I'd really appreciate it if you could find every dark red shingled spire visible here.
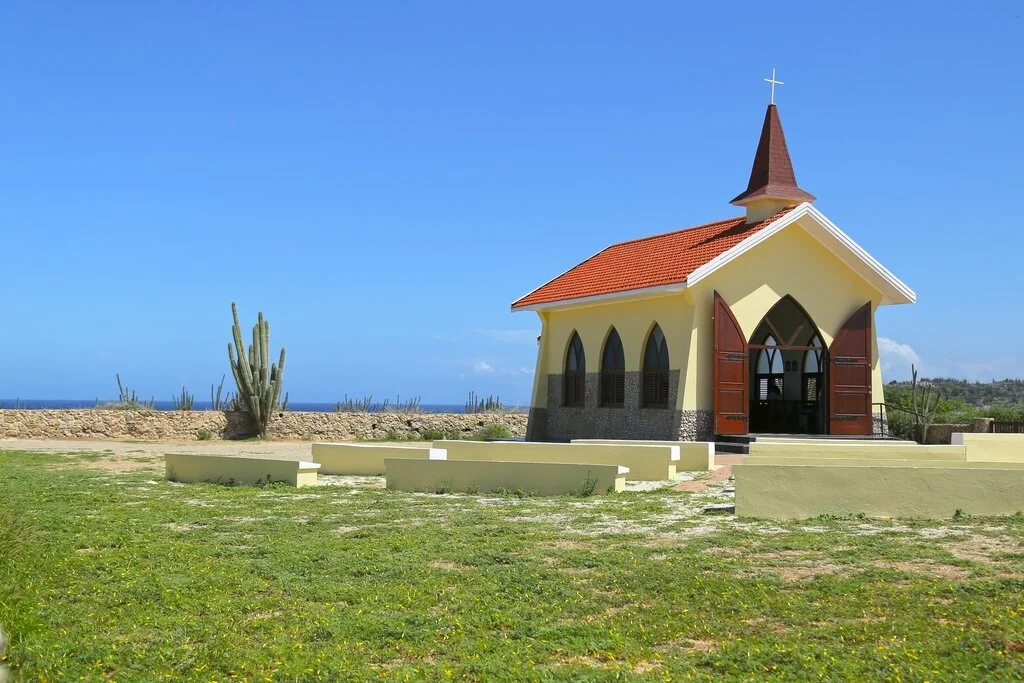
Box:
[730,104,815,206]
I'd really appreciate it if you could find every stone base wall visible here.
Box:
[680,410,714,441]
[0,409,528,442]
[528,371,711,442]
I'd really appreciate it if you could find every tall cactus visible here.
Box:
[228,302,287,437]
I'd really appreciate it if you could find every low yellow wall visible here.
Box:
[571,439,714,471]
[311,442,444,475]
[734,462,1024,519]
[747,442,966,461]
[754,437,916,446]
[165,453,320,488]
[384,458,626,495]
[432,440,678,481]
[953,433,1024,463]
[736,456,1024,469]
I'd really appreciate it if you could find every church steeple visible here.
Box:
[731,104,815,222]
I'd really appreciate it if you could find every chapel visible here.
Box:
[512,96,915,442]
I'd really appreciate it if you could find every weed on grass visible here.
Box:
[1,448,1023,680]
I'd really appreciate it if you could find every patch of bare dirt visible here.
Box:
[771,562,843,581]
[46,453,163,473]
[743,616,789,634]
[429,560,469,571]
[944,536,1024,565]
[541,539,599,551]
[873,559,972,581]
[633,660,662,673]
[660,637,717,653]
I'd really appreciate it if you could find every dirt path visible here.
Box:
[673,455,743,493]
[1,438,318,460]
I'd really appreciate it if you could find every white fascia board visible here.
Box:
[510,243,613,313]
[686,203,916,306]
[511,282,687,313]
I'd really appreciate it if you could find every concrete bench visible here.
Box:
[734,460,1024,520]
[165,453,320,488]
[431,440,678,481]
[311,442,445,475]
[571,439,714,471]
[384,457,627,495]
[953,433,1024,463]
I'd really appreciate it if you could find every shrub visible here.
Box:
[196,428,213,441]
[421,427,461,441]
[474,423,513,440]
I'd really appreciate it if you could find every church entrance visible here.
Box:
[747,296,826,434]
[713,291,875,437]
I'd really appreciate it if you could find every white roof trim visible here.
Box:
[512,203,916,313]
[686,203,916,305]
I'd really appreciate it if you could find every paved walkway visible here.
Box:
[673,454,744,492]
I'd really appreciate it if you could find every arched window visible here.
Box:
[642,325,670,408]
[757,335,784,400]
[600,328,625,407]
[803,335,824,402]
[563,332,586,407]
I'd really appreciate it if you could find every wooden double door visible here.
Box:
[713,292,873,437]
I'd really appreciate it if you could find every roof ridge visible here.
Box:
[608,215,746,249]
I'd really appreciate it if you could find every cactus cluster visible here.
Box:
[228,302,287,437]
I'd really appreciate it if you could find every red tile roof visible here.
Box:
[511,208,793,309]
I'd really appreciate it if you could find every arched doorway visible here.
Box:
[747,296,826,434]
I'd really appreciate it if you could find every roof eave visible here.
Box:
[730,186,817,206]
[511,282,689,313]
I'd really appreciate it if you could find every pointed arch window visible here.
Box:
[600,328,625,407]
[642,325,670,408]
[757,335,784,400]
[563,332,586,407]
[803,335,824,402]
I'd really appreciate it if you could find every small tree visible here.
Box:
[910,364,941,444]
[227,302,287,437]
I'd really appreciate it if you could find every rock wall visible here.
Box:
[0,409,528,441]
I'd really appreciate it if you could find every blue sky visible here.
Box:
[2,1,1022,404]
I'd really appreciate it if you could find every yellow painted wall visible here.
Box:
[953,433,1024,463]
[310,442,443,475]
[432,440,678,481]
[164,453,320,488]
[686,217,887,411]
[570,439,714,471]
[734,462,1024,519]
[736,456,1024,469]
[747,442,966,461]
[384,458,626,495]
[536,292,694,410]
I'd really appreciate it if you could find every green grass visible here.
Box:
[2,449,1024,680]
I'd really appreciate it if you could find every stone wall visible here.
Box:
[529,371,712,442]
[0,409,528,442]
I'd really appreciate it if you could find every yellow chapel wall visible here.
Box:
[534,292,695,411]
[685,217,887,412]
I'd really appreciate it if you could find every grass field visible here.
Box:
[2,448,1024,681]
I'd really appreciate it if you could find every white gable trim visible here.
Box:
[512,203,915,313]
[686,203,916,305]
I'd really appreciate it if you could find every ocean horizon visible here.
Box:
[0,399,498,414]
